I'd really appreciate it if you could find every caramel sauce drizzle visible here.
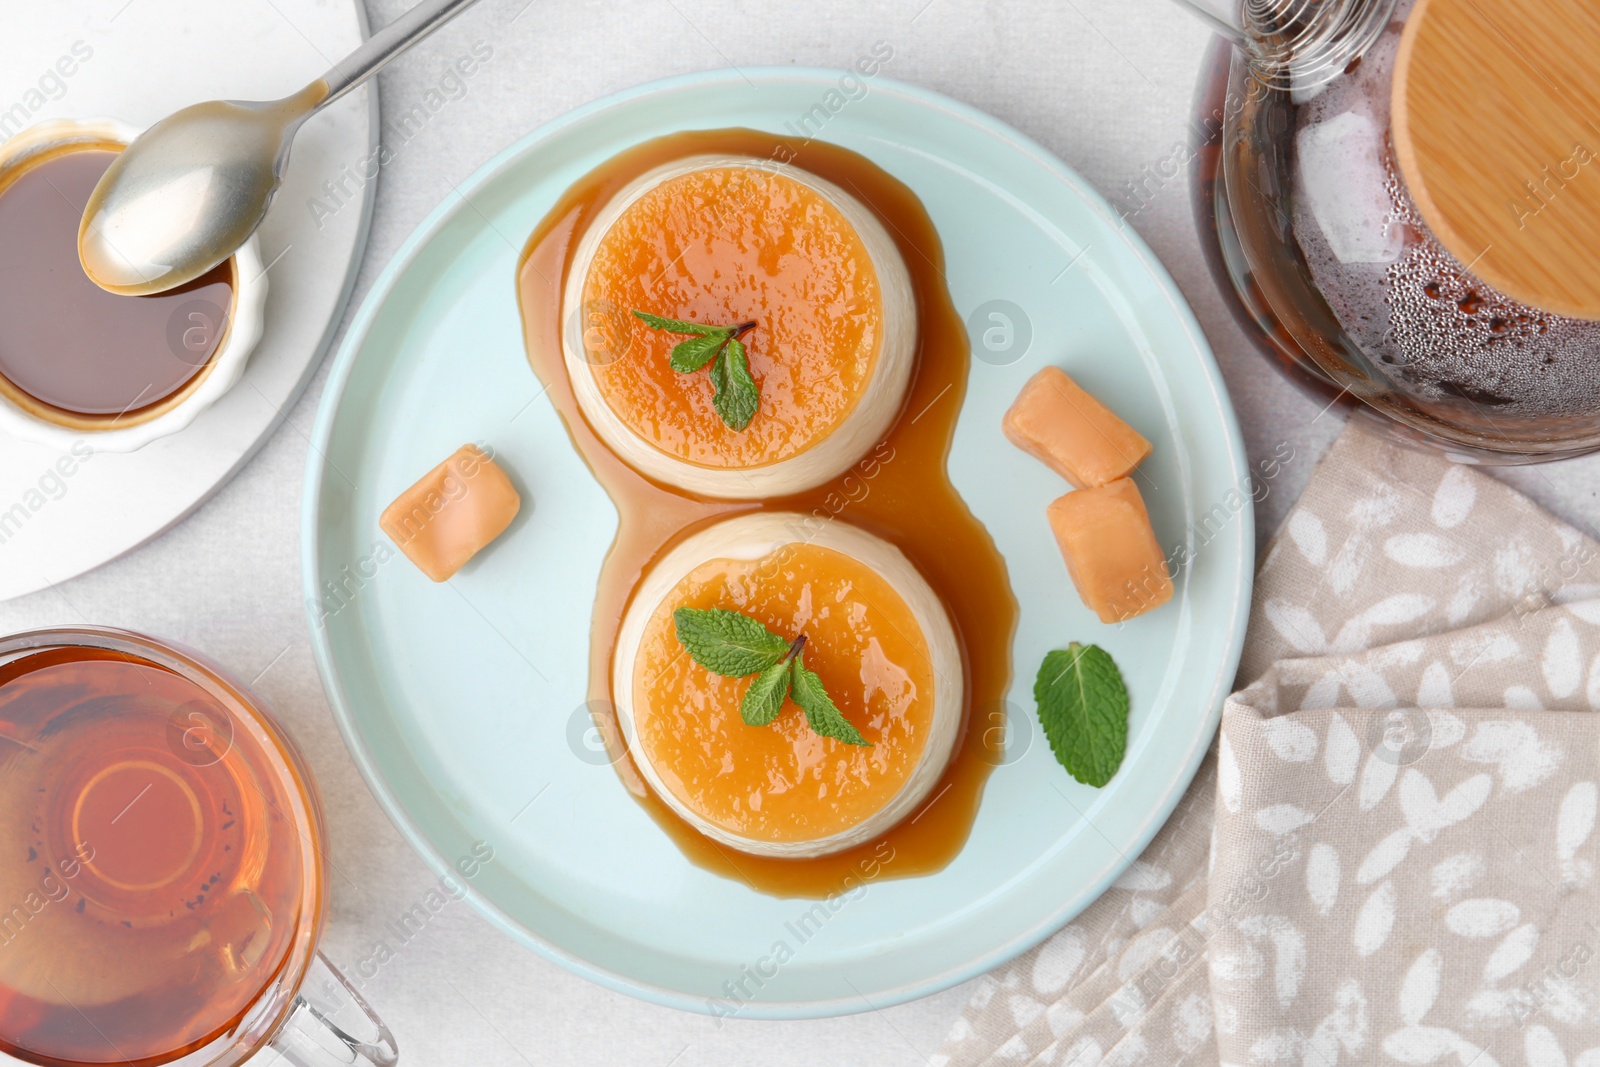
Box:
[517,129,1017,897]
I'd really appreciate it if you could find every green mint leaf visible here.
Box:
[711,336,759,431]
[669,333,726,373]
[632,309,727,336]
[740,660,793,727]
[672,607,789,677]
[790,652,871,746]
[1034,643,1128,787]
[708,345,731,415]
[633,309,762,430]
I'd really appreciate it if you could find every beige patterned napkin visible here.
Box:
[936,423,1600,1067]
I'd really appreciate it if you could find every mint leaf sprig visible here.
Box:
[632,310,759,431]
[1034,642,1129,787]
[671,606,870,746]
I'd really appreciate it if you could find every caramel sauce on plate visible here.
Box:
[0,146,234,427]
[517,130,1017,897]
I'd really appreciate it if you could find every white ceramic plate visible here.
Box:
[304,68,1253,1017]
[0,0,374,601]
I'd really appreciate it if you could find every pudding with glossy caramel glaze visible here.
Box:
[563,155,916,499]
[611,513,961,857]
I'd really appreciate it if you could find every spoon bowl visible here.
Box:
[78,87,322,296]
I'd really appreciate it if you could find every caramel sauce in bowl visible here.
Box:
[0,120,266,453]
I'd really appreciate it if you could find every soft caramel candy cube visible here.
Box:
[1047,478,1172,623]
[380,444,520,582]
[1003,366,1151,489]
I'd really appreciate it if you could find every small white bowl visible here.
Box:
[0,118,266,454]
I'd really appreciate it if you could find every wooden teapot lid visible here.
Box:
[1392,0,1600,319]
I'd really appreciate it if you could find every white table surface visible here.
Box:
[7,1,1599,1064]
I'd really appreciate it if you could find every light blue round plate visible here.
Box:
[303,68,1252,1017]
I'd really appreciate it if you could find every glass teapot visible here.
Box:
[1188,0,1600,462]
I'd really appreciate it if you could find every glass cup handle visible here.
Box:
[269,952,399,1067]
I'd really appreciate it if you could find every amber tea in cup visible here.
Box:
[0,628,393,1067]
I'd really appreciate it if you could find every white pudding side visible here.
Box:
[561,155,917,500]
[611,512,962,858]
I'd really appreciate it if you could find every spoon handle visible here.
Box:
[318,0,485,106]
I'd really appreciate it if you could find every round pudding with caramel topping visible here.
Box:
[611,513,961,858]
[563,155,916,499]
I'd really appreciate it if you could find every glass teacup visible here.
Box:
[0,627,395,1067]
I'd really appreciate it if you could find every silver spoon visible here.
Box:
[79,0,484,296]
